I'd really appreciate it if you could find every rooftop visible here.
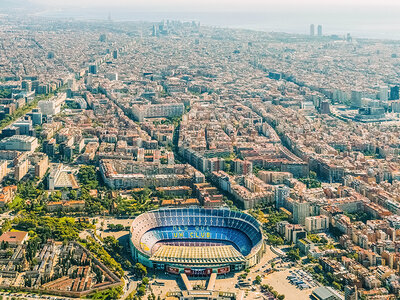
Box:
[0,231,28,244]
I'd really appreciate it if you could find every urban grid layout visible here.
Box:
[0,3,400,300]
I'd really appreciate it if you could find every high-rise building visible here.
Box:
[15,159,28,181]
[45,139,56,157]
[380,86,388,101]
[310,24,315,36]
[152,25,157,37]
[63,145,74,161]
[293,201,310,225]
[0,160,7,182]
[37,84,49,95]
[31,109,42,126]
[34,154,49,179]
[113,50,118,59]
[21,80,32,91]
[351,90,363,108]
[320,100,331,114]
[99,33,107,42]
[275,185,290,209]
[89,65,97,74]
[317,25,322,36]
[390,85,399,100]
[32,80,39,92]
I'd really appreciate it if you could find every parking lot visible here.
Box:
[213,245,279,298]
[263,268,315,300]
[287,269,318,290]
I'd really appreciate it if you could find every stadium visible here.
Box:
[129,208,264,276]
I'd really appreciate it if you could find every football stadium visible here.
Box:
[129,208,265,276]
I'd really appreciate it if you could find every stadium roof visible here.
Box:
[312,286,344,300]
[151,245,245,265]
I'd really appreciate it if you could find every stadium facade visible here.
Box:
[129,208,265,276]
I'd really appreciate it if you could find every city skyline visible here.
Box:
[2,0,399,39]
[0,2,400,300]
[29,0,400,8]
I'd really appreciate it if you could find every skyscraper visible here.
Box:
[99,34,107,42]
[380,86,388,101]
[293,201,310,225]
[310,24,315,36]
[317,25,322,36]
[351,90,363,108]
[275,185,290,209]
[390,85,399,100]
[89,65,97,74]
[320,100,331,114]
[113,50,118,59]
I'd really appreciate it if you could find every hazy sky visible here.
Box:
[32,0,400,10]
[26,0,400,39]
